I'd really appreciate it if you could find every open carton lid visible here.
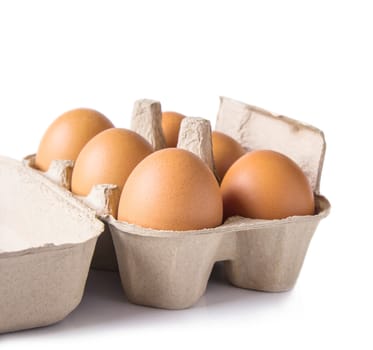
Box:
[216,96,326,194]
[0,156,104,255]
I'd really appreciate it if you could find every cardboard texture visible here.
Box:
[131,99,166,151]
[24,154,74,190]
[77,185,120,271]
[109,195,329,309]
[0,156,103,333]
[14,96,329,312]
[177,117,216,173]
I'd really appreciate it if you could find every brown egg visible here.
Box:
[35,108,114,171]
[212,131,246,180]
[118,148,222,231]
[162,111,185,147]
[221,150,314,220]
[71,128,153,214]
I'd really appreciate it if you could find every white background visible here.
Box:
[0,0,372,349]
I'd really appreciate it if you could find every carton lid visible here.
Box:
[0,156,104,254]
[215,97,326,194]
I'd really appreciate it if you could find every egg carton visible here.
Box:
[0,156,104,333]
[24,97,329,310]
[109,98,330,309]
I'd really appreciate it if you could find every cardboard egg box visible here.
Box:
[25,97,329,310]
[0,156,104,333]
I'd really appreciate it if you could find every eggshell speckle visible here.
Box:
[162,111,185,147]
[212,131,246,180]
[221,150,315,220]
[71,128,153,204]
[118,148,223,231]
[35,108,114,171]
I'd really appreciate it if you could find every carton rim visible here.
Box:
[0,237,97,259]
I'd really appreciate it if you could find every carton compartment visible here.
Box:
[223,196,330,292]
[108,195,329,309]
[0,156,103,333]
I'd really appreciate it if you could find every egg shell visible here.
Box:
[118,148,223,231]
[71,128,153,217]
[212,131,246,180]
[35,108,114,172]
[221,150,315,220]
[162,111,185,147]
